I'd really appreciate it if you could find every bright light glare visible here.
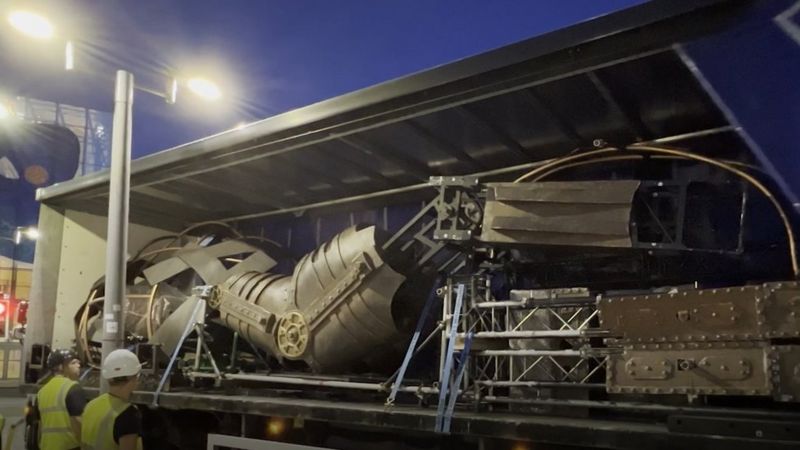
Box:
[8,11,54,40]
[187,78,221,101]
[15,227,39,244]
[23,227,39,240]
[0,104,9,119]
[166,78,178,104]
[265,417,286,438]
[65,41,74,70]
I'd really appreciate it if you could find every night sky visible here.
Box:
[1,0,643,158]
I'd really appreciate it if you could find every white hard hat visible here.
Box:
[101,349,142,379]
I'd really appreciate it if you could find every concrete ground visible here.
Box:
[0,389,28,450]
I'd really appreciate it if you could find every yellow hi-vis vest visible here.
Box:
[80,393,142,450]
[37,375,80,450]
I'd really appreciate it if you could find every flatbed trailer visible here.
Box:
[22,1,800,448]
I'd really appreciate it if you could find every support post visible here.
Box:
[9,228,22,304]
[100,70,134,392]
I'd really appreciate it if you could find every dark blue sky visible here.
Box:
[1,0,643,158]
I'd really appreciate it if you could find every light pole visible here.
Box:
[10,228,21,303]
[5,8,225,390]
[101,70,133,385]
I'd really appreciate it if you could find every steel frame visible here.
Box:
[452,278,607,406]
[156,275,799,444]
[177,275,609,426]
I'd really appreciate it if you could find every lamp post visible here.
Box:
[100,70,133,382]
[5,7,225,391]
[10,230,19,304]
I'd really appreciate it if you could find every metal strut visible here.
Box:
[386,279,441,405]
[152,298,216,407]
[381,178,476,276]
[442,331,473,434]
[435,283,466,433]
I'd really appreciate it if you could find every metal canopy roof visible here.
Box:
[38,0,748,228]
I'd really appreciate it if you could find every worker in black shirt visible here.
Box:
[36,348,87,450]
[81,349,143,450]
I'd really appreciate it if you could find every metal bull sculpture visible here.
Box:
[75,224,408,372]
[73,223,279,365]
[208,225,406,371]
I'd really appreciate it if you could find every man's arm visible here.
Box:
[114,405,142,450]
[118,434,138,450]
[65,386,87,441]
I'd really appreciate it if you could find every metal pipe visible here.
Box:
[190,372,443,395]
[153,299,204,407]
[229,332,239,370]
[474,301,527,309]
[193,299,208,375]
[193,329,204,374]
[463,330,607,339]
[225,373,385,391]
[476,349,585,357]
[474,298,597,309]
[439,280,453,382]
[476,381,605,389]
[639,125,737,145]
[199,327,222,380]
[101,70,134,393]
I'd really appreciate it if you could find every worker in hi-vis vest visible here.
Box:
[36,349,87,450]
[81,349,143,450]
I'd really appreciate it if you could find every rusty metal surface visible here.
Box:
[599,282,800,343]
[607,342,772,396]
[773,345,800,402]
[480,180,639,247]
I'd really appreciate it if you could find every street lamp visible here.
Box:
[6,10,223,101]
[5,8,227,389]
[14,227,39,244]
[187,77,222,101]
[7,10,53,40]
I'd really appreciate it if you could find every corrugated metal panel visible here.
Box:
[480,181,639,247]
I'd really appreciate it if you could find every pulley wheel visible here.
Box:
[276,311,309,358]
